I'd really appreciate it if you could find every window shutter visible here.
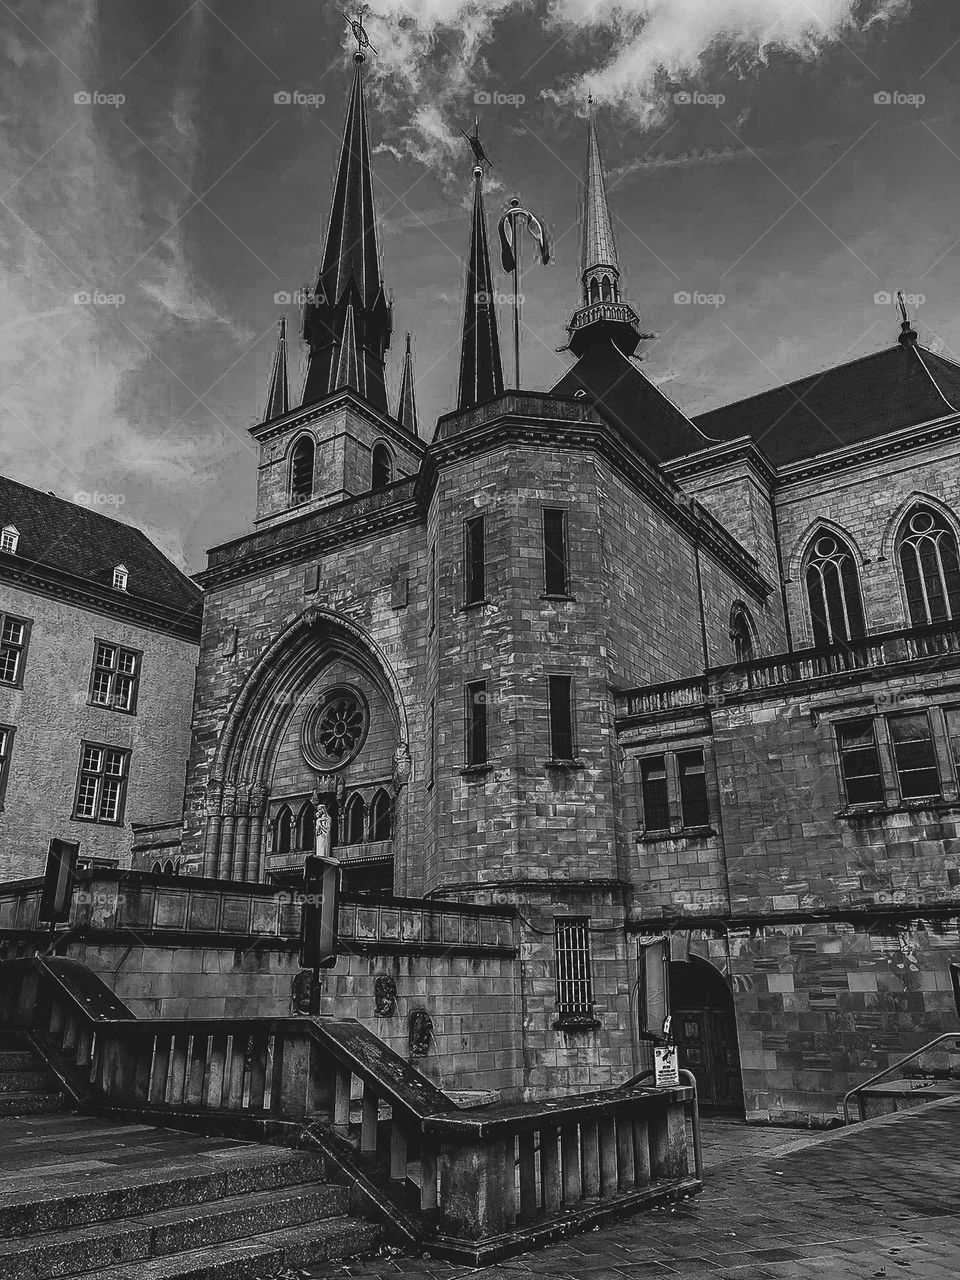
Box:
[638,936,670,1040]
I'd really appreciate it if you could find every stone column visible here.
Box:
[244,784,270,882]
[202,780,224,878]
[219,782,239,881]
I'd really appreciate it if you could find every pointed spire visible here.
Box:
[566,102,648,360]
[458,165,504,410]
[582,97,619,299]
[301,52,392,411]
[335,302,361,391]
[897,289,919,347]
[396,333,419,435]
[263,317,290,421]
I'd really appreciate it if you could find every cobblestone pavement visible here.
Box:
[302,1099,960,1280]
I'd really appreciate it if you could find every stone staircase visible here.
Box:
[0,1113,382,1280]
[858,1074,960,1120]
[0,1032,63,1117]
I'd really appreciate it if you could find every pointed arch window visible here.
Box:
[370,788,392,842]
[729,603,754,663]
[343,793,365,845]
[601,275,612,302]
[296,800,316,852]
[897,505,960,626]
[804,532,865,648]
[589,278,600,304]
[290,437,315,505]
[371,443,393,491]
[274,805,293,855]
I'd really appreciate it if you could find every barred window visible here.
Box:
[0,725,13,807]
[555,918,594,1019]
[898,506,960,626]
[90,641,141,713]
[889,712,941,799]
[290,437,315,504]
[836,719,884,805]
[465,680,488,766]
[640,755,670,830]
[464,515,485,605]
[804,533,865,647]
[548,675,575,760]
[542,508,569,595]
[0,615,28,686]
[678,750,709,827]
[73,743,129,824]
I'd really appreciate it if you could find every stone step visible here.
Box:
[0,1182,350,1280]
[0,1093,62,1118]
[0,1150,328,1239]
[75,1215,382,1280]
[0,1053,38,1073]
[860,1079,960,1120]
[0,1071,59,1095]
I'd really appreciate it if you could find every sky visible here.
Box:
[2,0,960,573]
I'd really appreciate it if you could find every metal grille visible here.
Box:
[555,918,594,1017]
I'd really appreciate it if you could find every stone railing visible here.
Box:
[0,870,517,957]
[2,956,699,1265]
[617,620,960,719]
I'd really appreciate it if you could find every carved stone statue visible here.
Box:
[392,741,412,789]
[374,975,398,1018]
[315,802,333,859]
[408,1008,433,1058]
[291,968,314,1015]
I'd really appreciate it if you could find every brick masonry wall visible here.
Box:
[0,583,197,877]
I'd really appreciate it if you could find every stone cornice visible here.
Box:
[776,412,960,487]
[0,559,201,643]
[662,435,777,488]
[250,387,426,458]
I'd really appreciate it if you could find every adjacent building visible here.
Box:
[0,477,202,877]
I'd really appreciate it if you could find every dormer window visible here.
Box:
[0,527,18,554]
[112,564,128,592]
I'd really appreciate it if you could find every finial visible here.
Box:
[341,6,376,58]
[897,289,919,347]
[461,118,494,170]
[474,164,483,178]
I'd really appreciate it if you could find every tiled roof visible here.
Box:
[693,343,960,466]
[0,475,201,628]
[551,340,712,464]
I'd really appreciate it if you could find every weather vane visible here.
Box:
[340,5,377,56]
[460,117,493,170]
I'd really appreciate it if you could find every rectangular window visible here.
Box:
[428,698,436,787]
[429,544,436,632]
[836,719,884,805]
[0,725,14,808]
[548,675,575,761]
[73,743,130,824]
[465,680,488,766]
[542,508,569,596]
[0,614,29,686]
[464,516,485,605]
[889,712,941,799]
[555,918,594,1019]
[640,755,671,830]
[90,641,141,713]
[678,750,709,827]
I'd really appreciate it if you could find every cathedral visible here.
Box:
[178,50,960,1124]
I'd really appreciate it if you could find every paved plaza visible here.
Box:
[304,1100,960,1280]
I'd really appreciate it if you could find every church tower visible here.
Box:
[248,52,423,527]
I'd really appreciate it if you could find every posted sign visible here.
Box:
[654,1045,681,1088]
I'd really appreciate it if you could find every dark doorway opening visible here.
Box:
[669,957,745,1113]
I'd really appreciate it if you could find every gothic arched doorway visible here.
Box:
[669,958,744,1112]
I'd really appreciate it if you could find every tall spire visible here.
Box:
[301,52,392,411]
[263,316,290,421]
[458,165,504,410]
[567,100,647,360]
[396,333,419,435]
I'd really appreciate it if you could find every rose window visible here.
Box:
[300,685,369,770]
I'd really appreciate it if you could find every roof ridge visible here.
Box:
[912,344,960,414]
[609,342,715,443]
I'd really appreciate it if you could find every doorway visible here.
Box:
[669,957,744,1113]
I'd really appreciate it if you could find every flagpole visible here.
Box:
[509,200,522,390]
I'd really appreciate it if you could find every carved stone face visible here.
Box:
[408,1008,433,1057]
[292,968,314,1015]
[374,974,397,1017]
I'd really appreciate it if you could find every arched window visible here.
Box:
[290,437,315,505]
[274,805,293,855]
[897,505,960,626]
[589,278,600,304]
[295,800,316,851]
[151,860,162,874]
[343,793,365,845]
[601,275,612,302]
[371,443,393,491]
[804,532,865,647]
[370,789,392,842]
[729,603,754,663]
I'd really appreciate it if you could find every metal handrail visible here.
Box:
[618,1067,702,1181]
[842,1033,960,1125]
